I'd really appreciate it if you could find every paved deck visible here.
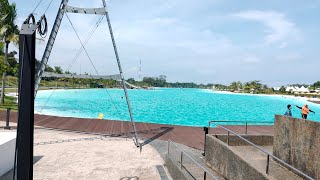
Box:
[309,100,320,104]
[0,111,273,150]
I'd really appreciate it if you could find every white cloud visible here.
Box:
[233,10,301,48]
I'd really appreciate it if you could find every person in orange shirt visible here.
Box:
[295,104,315,119]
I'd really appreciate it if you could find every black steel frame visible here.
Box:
[14,21,37,180]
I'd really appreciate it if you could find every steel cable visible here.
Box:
[37,15,102,114]
[44,0,55,14]
[65,13,123,119]
[65,13,100,76]
[66,15,104,72]
[31,0,44,14]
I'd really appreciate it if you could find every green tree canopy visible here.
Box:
[279,86,286,93]
[229,81,242,91]
[54,66,63,74]
[313,81,320,88]
[0,0,19,44]
[0,0,19,103]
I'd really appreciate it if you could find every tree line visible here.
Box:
[127,76,214,89]
[0,0,19,103]
[218,81,320,94]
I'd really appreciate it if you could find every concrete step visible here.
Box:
[149,139,224,179]
[231,146,302,180]
[166,142,224,180]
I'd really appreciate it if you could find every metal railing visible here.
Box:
[167,140,219,180]
[203,120,274,156]
[207,122,314,180]
[208,120,274,135]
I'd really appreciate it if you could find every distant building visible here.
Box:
[285,86,310,93]
[273,87,281,91]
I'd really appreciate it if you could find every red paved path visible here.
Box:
[0,111,273,150]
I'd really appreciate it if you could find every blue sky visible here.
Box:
[10,0,320,86]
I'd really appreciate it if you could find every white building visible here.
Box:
[285,86,310,93]
[273,87,281,91]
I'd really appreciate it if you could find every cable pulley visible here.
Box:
[23,13,48,38]
[37,15,48,38]
[24,13,36,25]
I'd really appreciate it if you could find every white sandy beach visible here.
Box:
[206,90,320,103]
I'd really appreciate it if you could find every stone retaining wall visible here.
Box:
[205,134,267,180]
[273,115,320,179]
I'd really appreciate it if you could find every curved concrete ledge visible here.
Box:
[0,131,16,176]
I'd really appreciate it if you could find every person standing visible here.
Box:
[284,104,292,117]
[295,104,315,119]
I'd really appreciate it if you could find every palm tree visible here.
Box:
[229,81,243,91]
[0,0,19,104]
[229,81,238,91]
[0,42,6,73]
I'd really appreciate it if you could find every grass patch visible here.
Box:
[3,88,18,93]
[0,96,18,111]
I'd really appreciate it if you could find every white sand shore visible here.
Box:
[208,90,320,104]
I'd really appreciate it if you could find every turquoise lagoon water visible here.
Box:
[35,88,320,127]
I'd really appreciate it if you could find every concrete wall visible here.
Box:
[273,115,320,179]
[215,134,273,146]
[0,132,16,176]
[205,135,267,180]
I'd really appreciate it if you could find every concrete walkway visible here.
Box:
[0,128,166,180]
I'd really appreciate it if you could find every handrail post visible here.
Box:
[266,155,270,175]
[203,126,208,156]
[4,108,11,129]
[180,151,183,169]
[227,131,230,145]
[204,171,207,180]
[245,121,248,135]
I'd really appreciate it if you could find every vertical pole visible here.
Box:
[245,122,248,135]
[102,0,139,146]
[266,155,270,175]
[4,108,11,129]
[16,78,18,96]
[15,22,36,180]
[180,151,183,169]
[227,131,230,145]
[204,171,207,180]
[203,126,208,156]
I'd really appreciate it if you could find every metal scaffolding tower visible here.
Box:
[34,0,140,146]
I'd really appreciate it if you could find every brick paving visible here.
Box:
[0,110,273,150]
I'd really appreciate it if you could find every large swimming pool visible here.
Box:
[35,88,320,126]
